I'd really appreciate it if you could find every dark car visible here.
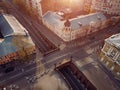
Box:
[4,67,14,73]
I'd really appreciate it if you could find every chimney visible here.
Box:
[78,22,82,27]
[97,15,101,20]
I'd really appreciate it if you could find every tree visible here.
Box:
[12,35,30,62]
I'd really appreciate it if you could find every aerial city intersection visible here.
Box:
[0,0,120,90]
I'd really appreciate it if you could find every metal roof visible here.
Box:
[43,11,106,30]
[0,36,17,57]
[43,11,64,30]
[0,14,13,37]
[70,12,106,30]
[0,14,26,37]
[0,14,35,58]
[105,33,120,49]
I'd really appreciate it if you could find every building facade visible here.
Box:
[90,0,120,15]
[100,33,120,78]
[83,0,92,13]
[41,0,84,15]
[13,0,42,19]
[0,14,36,65]
[13,0,85,18]
[42,11,107,41]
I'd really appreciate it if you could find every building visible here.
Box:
[55,0,84,11]
[42,11,107,41]
[13,0,85,18]
[41,0,84,15]
[83,0,92,13]
[13,0,42,19]
[90,0,120,15]
[0,1,7,14]
[41,0,55,15]
[0,14,36,65]
[100,33,120,79]
[26,0,42,18]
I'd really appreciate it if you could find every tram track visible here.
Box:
[5,0,58,56]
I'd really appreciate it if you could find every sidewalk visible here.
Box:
[74,53,119,90]
[33,71,69,90]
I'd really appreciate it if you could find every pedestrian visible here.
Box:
[21,68,24,72]
[54,63,56,68]
[70,56,73,61]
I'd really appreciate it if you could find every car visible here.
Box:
[4,67,14,73]
[2,87,6,90]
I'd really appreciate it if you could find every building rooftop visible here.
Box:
[0,14,35,58]
[70,12,106,30]
[105,33,120,49]
[43,11,106,30]
[0,14,27,37]
[43,11,64,30]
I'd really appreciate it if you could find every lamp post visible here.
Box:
[70,29,72,41]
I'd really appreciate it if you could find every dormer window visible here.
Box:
[78,22,82,27]
[90,21,95,27]
[97,15,101,20]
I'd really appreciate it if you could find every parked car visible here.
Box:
[4,67,14,73]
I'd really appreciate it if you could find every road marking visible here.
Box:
[45,48,81,64]
[0,73,22,84]
[0,47,95,84]
[0,40,99,84]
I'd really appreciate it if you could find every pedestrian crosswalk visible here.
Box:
[67,39,90,48]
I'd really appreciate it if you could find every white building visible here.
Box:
[91,0,120,15]
[42,11,107,41]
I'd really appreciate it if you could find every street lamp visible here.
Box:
[70,56,73,61]
[70,29,72,41]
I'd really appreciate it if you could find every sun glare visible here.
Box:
[63,0,81,6]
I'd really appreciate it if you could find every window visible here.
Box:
[109,49,117,59]
[105,61,109,66]
[110,66,114,71]
[102,43,110,53]
[117,55,120,62]
[116,72,120,75]
[101,57,104,61]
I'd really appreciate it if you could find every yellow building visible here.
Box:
[100,33,120,79]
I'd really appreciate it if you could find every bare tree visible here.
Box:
[12,35,30,62]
